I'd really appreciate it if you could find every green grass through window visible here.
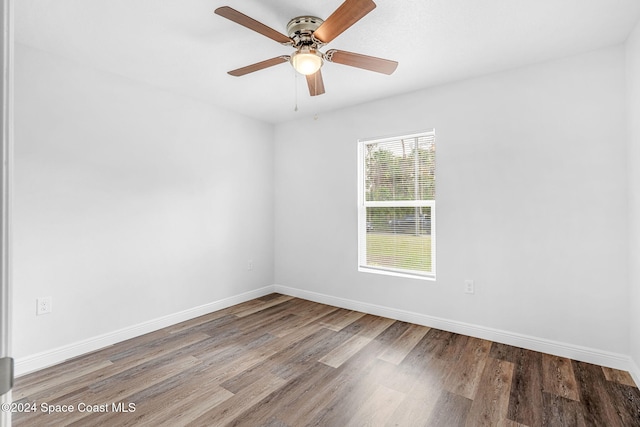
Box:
[366,232,432,272]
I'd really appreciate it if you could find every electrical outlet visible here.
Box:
[36,296,52,315]
[247,260,254,271]
[464,280,475,294]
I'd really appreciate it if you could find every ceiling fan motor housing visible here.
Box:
[287,16,324,47]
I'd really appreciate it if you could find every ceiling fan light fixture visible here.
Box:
[291,47,323,75]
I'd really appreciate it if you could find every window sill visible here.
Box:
[358,266,436,282]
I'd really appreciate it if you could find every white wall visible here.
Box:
[13,45,274,359]
[627,20,640,378]
[275,46,629,357]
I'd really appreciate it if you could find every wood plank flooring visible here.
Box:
[10,294,640,426]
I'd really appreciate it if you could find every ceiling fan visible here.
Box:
[214,0,398,96]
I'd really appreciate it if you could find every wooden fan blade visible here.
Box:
[326,49,397,75]
[306,70,326,96]
[228,56,290,77]
[215,6,291,44]
[313,0,376,44]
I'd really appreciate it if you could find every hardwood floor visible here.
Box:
[10,294,640,426]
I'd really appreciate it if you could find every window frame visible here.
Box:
[357,130,436,281]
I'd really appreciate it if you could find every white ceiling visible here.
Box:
[15,0,640,124]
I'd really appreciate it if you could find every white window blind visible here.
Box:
[358,131,436,279]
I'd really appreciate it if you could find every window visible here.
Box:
[358,130,436,279]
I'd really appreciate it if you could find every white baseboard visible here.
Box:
[274,284,635,373]
[14,286,276,376]
[630,358,640,388]
[16,284,638,380]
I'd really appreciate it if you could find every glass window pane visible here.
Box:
[365,206,433,273]
[364,137,435,202]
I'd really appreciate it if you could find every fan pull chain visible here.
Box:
[294,71,299,112]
